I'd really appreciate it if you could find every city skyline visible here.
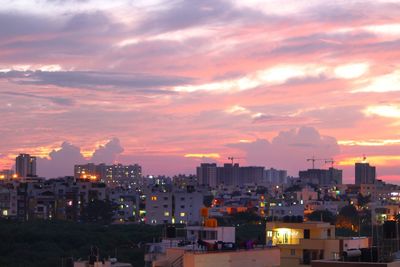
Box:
[1,0,400,183]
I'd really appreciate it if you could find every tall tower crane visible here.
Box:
[306,156,334,169]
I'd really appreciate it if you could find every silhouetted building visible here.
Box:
[299,168,342,185]
[197,163,264,187]
[355,162,376,185]
[264,168,288,184]
[196,163,217,187]
[15,154,36,178]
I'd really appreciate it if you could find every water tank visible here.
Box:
[205,218,217,227]
[344,249,361,257]
[200,207,209,218]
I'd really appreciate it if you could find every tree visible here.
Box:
[357,193,371,208]
[307,210,336,224]
[336,205,359,231]
[81,200,116,224]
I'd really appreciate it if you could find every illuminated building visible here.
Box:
[144,187,204,225]
[0,186,17,218]
[145,224,280,267]
[266,221,370,267]
[109,189,140,223]
[74,163,142,188]
[0,169,14,181]
[15,154,37,178]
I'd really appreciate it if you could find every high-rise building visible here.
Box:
[196,163,217,187]
[197,163,265,187]
[15,154,36,178]
[74,163,142,188]
[264,168,288,185]
[299,168,342,185]
[355,162,376,185]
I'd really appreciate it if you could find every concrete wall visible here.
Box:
[312,260,400,267]
[183,248,280,267]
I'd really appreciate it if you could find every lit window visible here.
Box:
[180,212,185,217]
[164,212,170,216]
[151,196,157,201]
[267,230,273,237]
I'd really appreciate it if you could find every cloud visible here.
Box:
[228,126,340,175]
[37,138,125,177]
[134,0,268,34]
[37,142,86,177]
[91,138,124,164]
[0,91,75,106]
[0,70,192,93]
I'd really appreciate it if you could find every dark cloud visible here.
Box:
[228,126,340,175]
[0,91,75,106]
[62,11,112,32]
[0,12,59,38]
[134,0,270,34]
[0,70,192,93]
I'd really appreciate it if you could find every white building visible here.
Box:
[145,187,204,225]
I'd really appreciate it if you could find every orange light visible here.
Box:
[90,175,97,180]
[0,175,4,179]
[82,175,87,179]
[12,174,18,179]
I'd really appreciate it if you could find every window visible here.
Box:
[267,230,273,237]
[327,229,331,237]
[163,204,168,208]
[291,249,296,256]
[180,205,185,209]
[164,211,170,216]
[151,196,157,201]
[164,197,168,201]
[304,229,310,239]
[180,212,185,217]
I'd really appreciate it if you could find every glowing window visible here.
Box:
[180,212,185,217]
[151,196,157,201]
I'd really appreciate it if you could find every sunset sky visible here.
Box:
[1,0,400,183]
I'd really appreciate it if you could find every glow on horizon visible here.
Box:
[364,105,400,118]
[1,0,400,181]
[184,153,221,159]
[338,155,400,166]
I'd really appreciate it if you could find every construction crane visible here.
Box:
[228,156,245,164]
[325,159,335,168]
[306,156,334,169]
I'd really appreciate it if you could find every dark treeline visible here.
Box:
[0,220,162,267]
